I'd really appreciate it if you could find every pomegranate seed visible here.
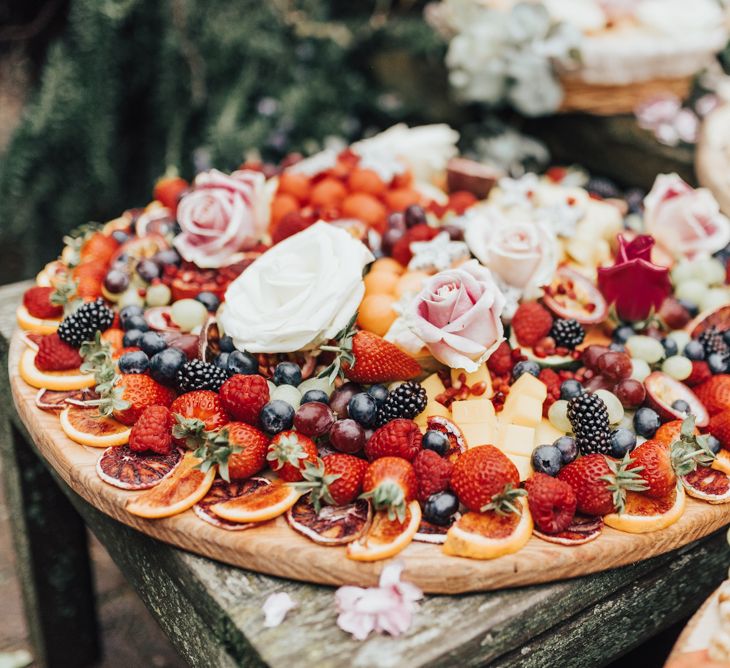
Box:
[471,381,487,396]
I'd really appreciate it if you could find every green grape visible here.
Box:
[170,298,208,332]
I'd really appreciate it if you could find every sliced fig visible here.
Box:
[543,266,608,325]
[682,467,730,504]
[414,516,459,544]
[446,157,501,199]
[96,446,182,490]
[644,371,709,428]
[194,477,270,531]
[533,515,603,546]
[426,416,467,462]
[687,304,730,338]
[286,496,372,545]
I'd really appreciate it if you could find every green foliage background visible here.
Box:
[0,0,458,282]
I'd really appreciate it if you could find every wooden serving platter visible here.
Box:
[9,331,730,594]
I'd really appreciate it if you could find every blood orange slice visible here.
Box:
[604,485,686,533]
[286,497,372,545]
[16,304,62,334]
[96,445,182,490]
[35,388,96,412]
[60,405,131,447]
[426,416,467,462]
[534,515,603,546]
[18,348,95,391]
[414,517,457,544]
[443,497,532,559]
[126,452,216,519]
[713,450,730,475]
[210,481,301,523]
[347,500,421,561]
[682,467,730,504]
[194,477,271,531]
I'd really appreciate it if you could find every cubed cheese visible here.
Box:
[460,421,498,448]
[420,373,446,402]
[451,398,496,425]
[535,418,564,447]
[498,423,535,454]
[501,394,543,428]
[508,373,547,402]
[450,364,493,399]
[507,454,533,481]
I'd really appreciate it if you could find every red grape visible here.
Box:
[329,419,366,454]
[294,402,336,438]
[329,382,362,419]
[615,378,646,408]
[582,345,610,372]
[597,351,632,380]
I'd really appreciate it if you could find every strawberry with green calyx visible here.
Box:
[266,431,318,482]
[480,483,528,517]
[79,332,130,417]
[669,415,718,477]
[62,222,104,268]
[50,275,82,316]
[292,454,369,512]
[318,313,421,384]
[190,428,242,482]
[360,456,417,523]
[171,415,209,450]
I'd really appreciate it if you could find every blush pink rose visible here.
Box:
[644,174,730,258]
[173,169,268,268]
[407,259,505,372]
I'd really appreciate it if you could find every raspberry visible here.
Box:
[538,368,561,393]
[23,286,63,320]
[129,405,174,454]
[685,361,712,388]
[219,374,270,425]
[487,341,513,377]
[525,472,577,534]
[412,449,453,502]
[34,333,83,371]
[364,419,422,461]
[512,302,554,347]
[391,224,440,266]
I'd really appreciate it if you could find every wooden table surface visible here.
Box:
[1,279,729,668]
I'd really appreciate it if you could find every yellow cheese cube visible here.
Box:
[460,421,498,448]
[450,364,493,398]
[420,373,446,403]
[415,401,451,428]
[509,373,547,402]
[507,454,533,481]
[501,436,535,458]
[498,423,535,455]
[535,419,564,447]
[451,398,496,425]
[501,394,543,428]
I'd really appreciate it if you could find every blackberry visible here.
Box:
[699,326,729,357]
[58,298,114,347]
[567,392,611,456]
[550,318,585,349]
[176,359,228,393]
[375,381,427,426]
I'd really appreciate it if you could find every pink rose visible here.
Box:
[173,169,268,268]
[644,174,730,258]
[407,259,505,372]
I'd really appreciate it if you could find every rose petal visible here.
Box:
[262,593,297,628]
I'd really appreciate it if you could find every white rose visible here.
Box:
[220,222,374,353]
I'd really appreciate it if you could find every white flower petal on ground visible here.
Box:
[262,592,297,628]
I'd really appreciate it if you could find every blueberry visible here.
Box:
[123,314,149,333]
[136,259,160,282]
[119,305,144,326]
[671,399,691,414]
[707,434,722,455]
[608,343,625,352]
[610,428,637,458]
[678,299,699,317]
[219,335,235,353]
[404,204,427,228]
[612,325,635,344]
[553,436,578,465]
[512,360,540,382]
[634,407,661,438]
[149,347,187,386]
[662,338,678,357]
[196,291,220,312]
[227,350,259,375]
[152,248,181,268]
[560,380,583,401]
[122,329,144,348]
[260,400,295,435]
[422,430,449,457]
[708,353,728,375]
[118,350,149,374]
[724,330,730,347]
[301,389,329,405]
[367,384,389,406]
[139,331,167,357]
[273,361,302,386]
[683,340,706,361]
[348,393,378,427]
[531,444,563,476]
[214,353,230,371]
[423,491,459,526]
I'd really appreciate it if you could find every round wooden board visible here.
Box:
[697,103,730,216]
[9,332,730,594]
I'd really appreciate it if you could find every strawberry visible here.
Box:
[364,419,422,462]
[627,440,676,498]
[654,419,697,449]
[23,286,63,320]
[524,473,577,534]
[391,224,440,266]
[710,409,730,449]
[450,445,522,513]
[153,174,189,212]
[113,374,176,426]
[294,454,369,510]
[219,374,269,425]
[362,456,418,522]
[170,390,229,444]
[684,361,712,387]
[512,302,553,347]
[224,423,270,480]
[694,375,730,415]
[412,449,452,502]
[34,333,83,371]
[129,405,174,454]
[266,430,318,482]
[487,340,513,377]
[80,232,119,264]
[557,454,646,516]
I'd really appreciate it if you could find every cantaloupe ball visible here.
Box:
[310,178,347,209]
[271,193,299,225]
[395,271,429,298]
[384,188,421,212]
[370,257,405,275]
[278,172,312,204]
[364,270,399,296]
[348,168,386,196]
[357,294,397,337]
[342,193,387,228]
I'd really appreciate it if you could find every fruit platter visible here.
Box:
[9,124,730,594]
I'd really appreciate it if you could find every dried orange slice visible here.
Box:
[126,452,216,519]
[194,478,271,531]
[347,500,421,562]
[443,497,532,559]
[60,405,131,447]
[18,348,95,391]
[210,481,301,523]
[16,304,62,334]
[604,485,685,533]
[682,467,730,504]
[96,445,182,490]
[712,450,730,475]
